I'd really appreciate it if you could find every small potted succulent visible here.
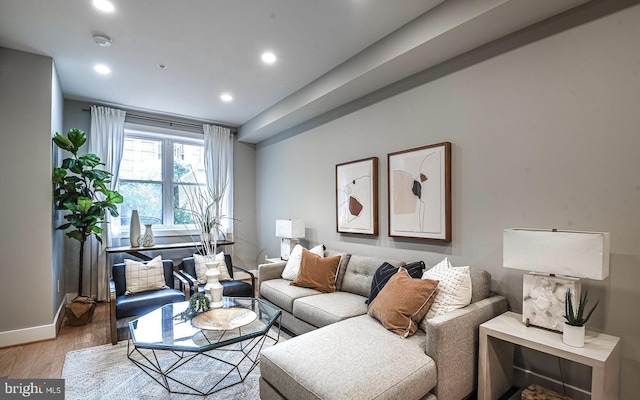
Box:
[563,289,599,347]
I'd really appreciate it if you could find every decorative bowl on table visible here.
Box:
[191,307,257,331]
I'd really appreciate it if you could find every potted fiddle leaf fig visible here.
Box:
[563,289,599,347]
[52,128,124,325]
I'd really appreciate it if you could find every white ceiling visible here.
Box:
[0,1,443,124]
[0,0,592,143]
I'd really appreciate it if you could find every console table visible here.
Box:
[478,311,620,400]
[106,240,234,261]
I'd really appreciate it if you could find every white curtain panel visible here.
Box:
[203,124,234,237]
[86,105,126,301]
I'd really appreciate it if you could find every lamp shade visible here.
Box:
[503,228,610,280]
[275,219,305,239]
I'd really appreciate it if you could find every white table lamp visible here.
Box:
[276,219,305,260]
[503,228,610,332]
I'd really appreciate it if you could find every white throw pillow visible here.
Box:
[419,258,472,328]
[281,244,325,280]
[193,252,232,283]
[124,255,168,295]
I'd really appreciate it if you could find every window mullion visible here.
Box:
[163,138,173,227]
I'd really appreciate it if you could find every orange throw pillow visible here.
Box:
[291,249,341,293]
[368,268,439,337]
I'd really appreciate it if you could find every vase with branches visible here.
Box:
[182,182,228,257]
[179,171,231,307]
[52,129,124,298]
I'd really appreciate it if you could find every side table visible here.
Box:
[478,311,620,400]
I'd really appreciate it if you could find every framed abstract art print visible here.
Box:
[336,157,378,235]
[388,142,451,241]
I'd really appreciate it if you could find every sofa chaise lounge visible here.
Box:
[257,251,507,400]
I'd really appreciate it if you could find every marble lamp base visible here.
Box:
[522,273,581,332]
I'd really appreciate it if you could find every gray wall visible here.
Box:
[255,3,640,397]
[0,48,59,332]
[51,62,65,315]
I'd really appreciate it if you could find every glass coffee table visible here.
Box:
[127,297,282,396]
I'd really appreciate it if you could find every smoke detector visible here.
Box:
[93,35,112,47]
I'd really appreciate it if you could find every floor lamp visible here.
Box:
[503,228,610,332]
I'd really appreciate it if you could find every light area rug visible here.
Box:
[61,328,288,400]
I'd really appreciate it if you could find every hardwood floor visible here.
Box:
[0,302,110,379]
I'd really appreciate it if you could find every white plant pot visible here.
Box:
[563,323,585,347]
[204,262,224,308]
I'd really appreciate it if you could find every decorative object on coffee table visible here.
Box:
[192,307,258,331]
[503,228,610,332]
[336,157,378,235]
[174,292,210,321]
[387,142,451,241]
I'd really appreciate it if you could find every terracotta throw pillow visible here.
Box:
[368,268,439,337]
[290,249,341,293]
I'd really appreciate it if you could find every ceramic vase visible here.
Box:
[563,323,585,347]
[204,261,224,308]
[129,210,141,247]
[141,224,155,247]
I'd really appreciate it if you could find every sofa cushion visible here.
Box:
[366,261,425,305]
[124,256,168,294]
[281,244,325,280]
[115,288,185,319]
[260,279,320,313]
[340,255,406,297]
[260,314,436,400]
[293,292,368,328]
[422,257,472,319]
[193,252,231,282]
[325,250,351,290]
[469,268,491,303]
[368,268,439,337]
[291,249,340,293]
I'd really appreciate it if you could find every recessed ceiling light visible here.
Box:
[93,0,114,12]
[261,52,277,64]
[220,93,233,102]
[94,64,111,75]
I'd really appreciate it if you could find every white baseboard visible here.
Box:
[0,300,65,348]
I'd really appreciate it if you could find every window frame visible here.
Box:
[120,125,205,237]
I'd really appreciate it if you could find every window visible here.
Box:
[118,129,207,231]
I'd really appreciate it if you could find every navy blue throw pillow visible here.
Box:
[366,261,425,305]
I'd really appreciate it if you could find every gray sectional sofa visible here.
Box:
[257,251,507,400]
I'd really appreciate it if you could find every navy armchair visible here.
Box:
[109,260,188,344]
[179,254,255,298]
